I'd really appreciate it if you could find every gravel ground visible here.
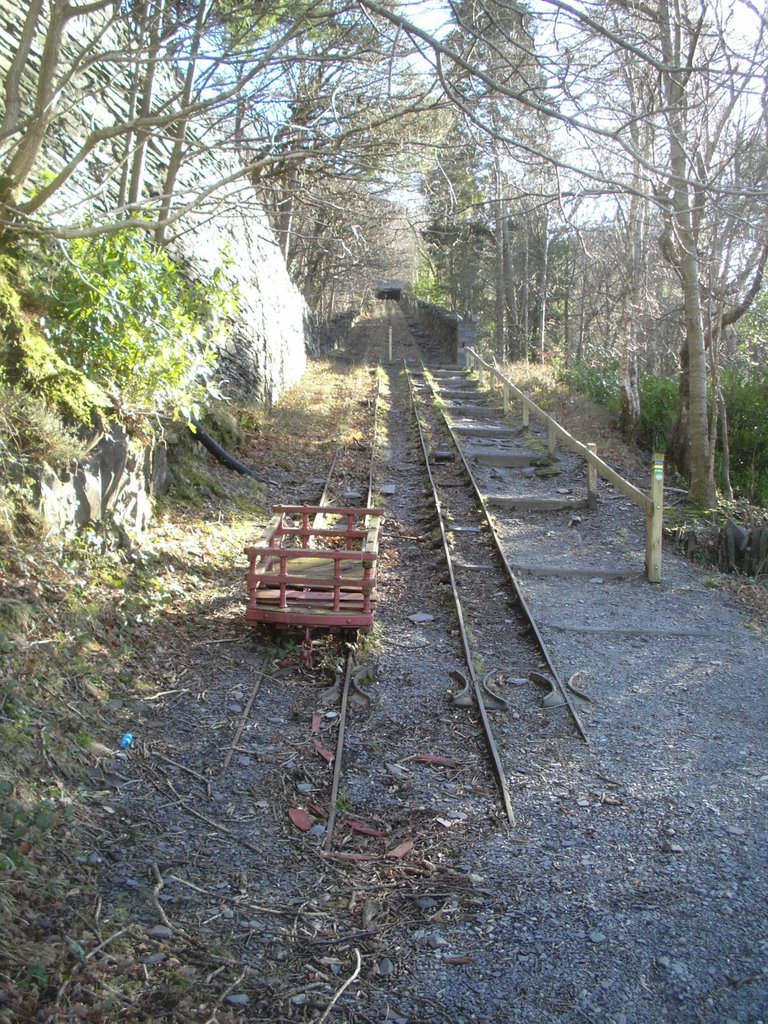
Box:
[99,308,767,1024]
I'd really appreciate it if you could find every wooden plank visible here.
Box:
[250,589,374,606]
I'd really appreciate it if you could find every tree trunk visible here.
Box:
[539,210,549,361]
[659,0,715,505]
[0,0,67,208]
[502,214,519,360]
[156,1,209,243]
[493,150,505,359]
[522,226,529,362]
[618,193,642,437]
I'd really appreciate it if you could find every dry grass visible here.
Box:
[234,360,376,475]
[497,361,650,475]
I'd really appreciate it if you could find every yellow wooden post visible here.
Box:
[522,401,529,429]
[587,442,598,510]
[503,382,510,416]
[646,453,664,583]
[547,420,556,456]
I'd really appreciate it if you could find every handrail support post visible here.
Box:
[587,443,598,510]
[646,453,664,583]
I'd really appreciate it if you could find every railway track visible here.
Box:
[332,336,588,845]
[236,311,590,856]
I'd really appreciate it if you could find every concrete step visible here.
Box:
[452,425,520,439]
[486,495,589,511]
[468,450,543,468]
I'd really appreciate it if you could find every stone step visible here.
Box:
[512,564,639,580]
[451,425,520,439]
[468,450,543,468]
[438,388,484,399]
[447,405,503,420]
[486,495,589,511]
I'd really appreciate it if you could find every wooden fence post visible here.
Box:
[503,382,510,416]
[547,420,556,456]
[587,443,598,510]
[646,453,664,583]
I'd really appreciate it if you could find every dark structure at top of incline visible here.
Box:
[374,279,407,301]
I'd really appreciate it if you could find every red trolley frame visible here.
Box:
[244,505,383,632]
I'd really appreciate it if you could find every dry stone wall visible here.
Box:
[401,294,477,366]
[1,4,309,536]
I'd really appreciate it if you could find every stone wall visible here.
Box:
[1,4,310,536]
[401,295,477,366]
[36,426,169,542]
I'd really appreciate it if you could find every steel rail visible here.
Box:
[316,376,380,852]
[322,648,355,854]
[421,368,589,743]
[314,373,381,526]
[405,364,516,826]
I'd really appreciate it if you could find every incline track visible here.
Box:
[240,312,591,850]
[304,323,589,839]
[412,366,589,740]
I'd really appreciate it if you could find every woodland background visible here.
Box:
[0,0,767,511]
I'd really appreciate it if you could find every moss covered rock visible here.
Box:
[0,267,109,425]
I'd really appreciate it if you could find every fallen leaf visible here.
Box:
[387,839,415,860]
[311,713,321,734]
[345,819,390,837]
[411,754,461,768]
[443,956,475,965]
[313,738,335,764]
[288,808,315,831]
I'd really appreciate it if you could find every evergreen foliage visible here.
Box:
[41,233,236,422]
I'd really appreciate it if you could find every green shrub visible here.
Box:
[0,262,108,424]
[557,360,620,412]
[720,369,768,505]
[637,374,678,451]
[43,232,236,421]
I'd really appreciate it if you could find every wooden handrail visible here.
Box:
[465,348,664,583]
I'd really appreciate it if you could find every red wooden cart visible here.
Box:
[244,505,383,633]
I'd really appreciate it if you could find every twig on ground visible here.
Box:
[151,861,173,929]
[161,777,266,856]
[154,753,212,797]
[220,656,269,776]
[139,687,190,702]
[317,948,362,1024]
[203,968,248,1024]
[166,873,291,915]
